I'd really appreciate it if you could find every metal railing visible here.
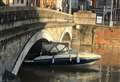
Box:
[92,8,120,26]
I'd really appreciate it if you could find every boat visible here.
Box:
[24,42,101,66]
[30,52,101,65]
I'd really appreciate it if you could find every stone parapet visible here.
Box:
[73,11,96,25]
[39,8,73,23]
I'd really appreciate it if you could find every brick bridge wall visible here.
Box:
[94,26,120,66]
[72,26,120,66]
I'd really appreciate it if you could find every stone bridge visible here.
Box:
[0,7,98,81]
[0,7,74,81]
[0,7,119,82]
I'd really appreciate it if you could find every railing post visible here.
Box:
[69,0,72,14]
[109,0,113,27]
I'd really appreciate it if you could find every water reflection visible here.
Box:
[18,65,120,82]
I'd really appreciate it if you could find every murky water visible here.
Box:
[18,64,120,82]
[17,45,120,82]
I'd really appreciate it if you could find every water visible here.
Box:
[12,42,120,82]
[17,45,120,82]
[18,65,120,82]
[1,46,119,82]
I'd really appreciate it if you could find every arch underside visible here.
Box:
[12,28,72,75]
[62,32,71,41]
[12,30,54,75]
[60,31,72,48]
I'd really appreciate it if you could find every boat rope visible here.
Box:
[69,54,72,62]
[52,56,55,64]
[76,54,80,63]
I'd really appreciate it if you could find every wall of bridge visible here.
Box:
[44,26,72,41]
[0,24,72,82]
[39,8,73,22]
[0,30,35,80]
[94,26,120,66]
[72,25,120,66]
[0,8,97,81]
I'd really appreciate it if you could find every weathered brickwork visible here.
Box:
[72,25,120,66]
[94,26,120,66]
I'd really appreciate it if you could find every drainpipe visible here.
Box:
[103,6,106,25]
[69,0,72,14]
[109,0,113,27]
[81,0,84,11]
[85,0,87,10]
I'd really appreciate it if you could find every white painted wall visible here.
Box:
[56,0,63,11]
[9,0,27,7]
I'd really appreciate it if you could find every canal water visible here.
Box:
[18,64,120,82]
[17,45,120,82]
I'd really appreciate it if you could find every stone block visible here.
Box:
[73,11,96,25]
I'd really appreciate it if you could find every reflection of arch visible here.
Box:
[12,30,53,75]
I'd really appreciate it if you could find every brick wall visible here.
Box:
[72,25,120,66]
[94,26,120,66]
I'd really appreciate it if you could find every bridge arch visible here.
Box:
[12,30,53,75]
[60,28,72,46]
[61,32,71,41]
